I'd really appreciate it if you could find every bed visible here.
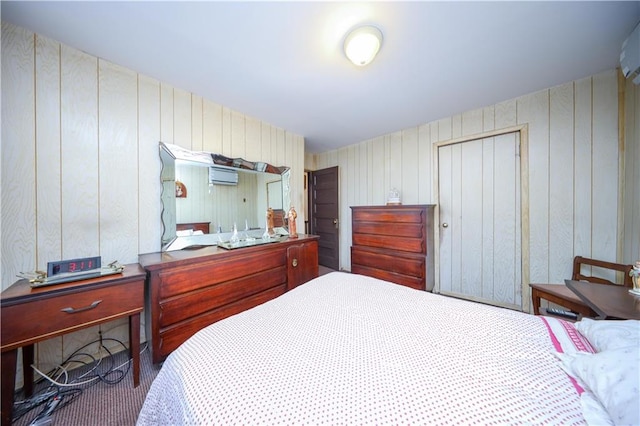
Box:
[137,272,639,425]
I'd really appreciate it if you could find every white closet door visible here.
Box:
[438,133,522,310]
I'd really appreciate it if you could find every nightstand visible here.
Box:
[566,279,640,320]
[0,263,145,426]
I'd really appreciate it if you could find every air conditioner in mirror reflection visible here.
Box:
[209,167,238,186]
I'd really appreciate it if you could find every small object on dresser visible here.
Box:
[630,261,640,295]
[386,188,401,205]
[230,222,239,245]
[18,258,125,288]
[288,206,298,237]
[266,207,275,236]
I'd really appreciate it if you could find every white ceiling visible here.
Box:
[2,1,639,154]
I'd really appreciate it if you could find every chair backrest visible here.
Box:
[572,256,633,288]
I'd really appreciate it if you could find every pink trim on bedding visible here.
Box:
[540,317,590,395]
[559,320,596,353]
[541,317,564,353]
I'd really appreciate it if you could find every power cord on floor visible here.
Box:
[12,338,149,424]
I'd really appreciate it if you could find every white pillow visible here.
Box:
[580,391,614,426]
[561,346,640,425]
[575,319,640,352]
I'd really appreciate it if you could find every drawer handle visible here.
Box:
[292,258,298,267]
[61,300,102,314]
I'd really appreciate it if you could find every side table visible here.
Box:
[565,279,640,320]
[529,283,596,317]
[1,263,146,426]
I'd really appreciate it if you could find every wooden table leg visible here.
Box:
[22,344,35,397]
[531,288,542,315]
[1,349,17,426]
[129,313,140,388]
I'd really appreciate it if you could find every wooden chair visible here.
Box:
[530,256,633,318]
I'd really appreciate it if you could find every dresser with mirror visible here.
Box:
[140,142,319,363]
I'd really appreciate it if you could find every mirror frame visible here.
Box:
[159,142,291,251]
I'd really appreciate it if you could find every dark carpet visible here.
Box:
[13,345,160,426]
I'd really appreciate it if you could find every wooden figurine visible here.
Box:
[266,207,275,236]
[288,206,298,237]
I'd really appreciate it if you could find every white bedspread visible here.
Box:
[138,272,589,425]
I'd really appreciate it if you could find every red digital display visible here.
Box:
[47,256,101,276]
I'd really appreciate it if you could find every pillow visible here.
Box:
[579,391,614,426]
[575,319,640,352]
[542,316,595,354]
[560,346,640,425]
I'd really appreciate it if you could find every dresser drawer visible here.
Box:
[158,249,286,299]
[353,221,424,239]
[158,266,286,327]
[351,247,425,278]
[1,280,143,348]
[351,264,424,290]
[158,284,286,358]
[352,233,425,254]
[352,207,425,223]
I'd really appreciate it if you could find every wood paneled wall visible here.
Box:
[309,69,636,284]
[1,22,305,374]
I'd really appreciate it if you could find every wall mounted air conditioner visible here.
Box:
[621,22,640,85]
[209,167,238,186]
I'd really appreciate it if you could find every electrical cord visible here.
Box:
[12,338,149,423]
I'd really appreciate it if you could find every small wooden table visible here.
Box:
[529,283,596,317]
[565,279,640,320]
[1,264,145,426]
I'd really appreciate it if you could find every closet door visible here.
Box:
[437,132,523,310]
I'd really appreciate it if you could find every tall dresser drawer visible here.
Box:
[1,280,143,348]
[351,247,424,278]
[353,221,424,239]
[352,234,425,254]
[352,208,425,223]
[351,265,424,290]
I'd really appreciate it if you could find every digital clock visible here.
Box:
[47,256,102,277]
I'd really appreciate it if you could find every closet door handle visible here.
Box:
[292,258,298,267]
[61,300,102,314]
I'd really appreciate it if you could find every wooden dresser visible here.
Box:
[139,235,319,364]
[351,205,435,291]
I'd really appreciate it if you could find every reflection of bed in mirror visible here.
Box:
[159,142,291,251]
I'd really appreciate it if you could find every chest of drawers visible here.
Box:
[351,205,435,291]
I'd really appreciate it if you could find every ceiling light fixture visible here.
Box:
[344,25,383,67]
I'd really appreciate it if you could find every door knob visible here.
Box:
[442,223,449,228]
[333,218,338,229]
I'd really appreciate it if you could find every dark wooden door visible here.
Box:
[309,167,339,270]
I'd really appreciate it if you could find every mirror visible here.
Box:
[159,142,291,251]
